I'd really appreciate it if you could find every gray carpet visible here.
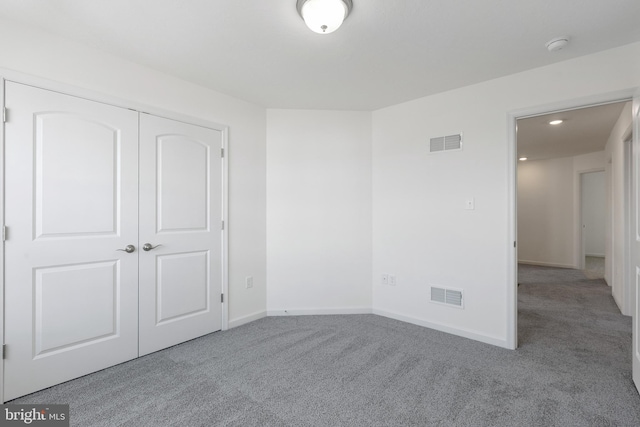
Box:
[11,265,640,426]
[584,256,605,280]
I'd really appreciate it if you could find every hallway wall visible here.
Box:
[605,102,633,314]
[518,151,605,268]
[581,171,606,257]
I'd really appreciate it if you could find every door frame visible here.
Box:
[507,89,636,350]
[623,131,634,316]
[632,93,640,391]
[0,70,230,403]
[577,169,606,271]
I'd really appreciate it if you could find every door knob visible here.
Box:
[142,243,162,251]
[117,244,136,253]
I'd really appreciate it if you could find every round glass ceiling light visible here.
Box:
[297,0,353,34]
[549,119,564,125]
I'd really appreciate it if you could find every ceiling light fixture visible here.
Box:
[549,119,564,125]
[519,157,528,161]
[297,0,353,34]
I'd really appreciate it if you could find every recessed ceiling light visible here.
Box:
[549,120,563,125]
[519,157,528,161]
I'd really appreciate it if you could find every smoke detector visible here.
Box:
[546,37,569,52]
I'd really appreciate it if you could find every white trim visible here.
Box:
[506,112,518,350]
[267,307,372,316]
[243,309,509,349]
[507,88,637,355]
[228,311,267,329]
[0,78,5,404]
[0,67,227,132]
[508,91,635,120]
[221,127,229,331]
[624,137,633,314]
[372,309,509,349]
[576,168,606,270]
[586,253,605,258]
[518,260,577,269]
[632,93,640,392]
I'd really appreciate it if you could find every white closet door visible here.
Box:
[138,113,223,356]
[3,82,139,400]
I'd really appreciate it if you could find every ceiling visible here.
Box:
[517,101,629,161]
[0,0,639,110]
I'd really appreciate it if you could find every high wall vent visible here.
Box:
[430,286,464,308]
[429,133,462,153]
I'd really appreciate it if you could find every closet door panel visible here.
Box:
[4,82,139,400]
[138,113,223,356]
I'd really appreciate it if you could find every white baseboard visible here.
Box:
[228,310,267,329]
[267,307,372,316]
[518,260,576,269]
[372,308,511,349]
[249,307,511,350]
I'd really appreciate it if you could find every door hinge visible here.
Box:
[2,226,7,241]
[2,107,6,123]
[221,220,225,230]
[221,294,224,303]
[514,241,516,248]
[221,148,224,158]
[2,344,6,359]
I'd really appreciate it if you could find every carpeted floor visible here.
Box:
[11,265,640,426]
[584,256,605,279]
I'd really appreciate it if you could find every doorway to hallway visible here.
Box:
[580,170,606,279]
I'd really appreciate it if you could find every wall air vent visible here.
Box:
[430,286,464,308]
[429,133,463,153]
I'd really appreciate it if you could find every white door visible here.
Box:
[3,82,139,400]
[632,93,640,392]
[138,113,223,356]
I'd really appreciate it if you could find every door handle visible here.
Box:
[117,244,136,253]
[142,243,162,251]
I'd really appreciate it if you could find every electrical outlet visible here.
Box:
[245,276,253,289]
[382,274,389,285]
[465,197,475,210]
[389,275,396,286]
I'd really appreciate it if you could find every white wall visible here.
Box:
[517,151,605,268]
[372,42,640,348]
[0,19,268,327]
[605,102,633,313]
[517,157,575,267]
[4,15,640,351]
[582,171,606,257]
[266,110,372,314]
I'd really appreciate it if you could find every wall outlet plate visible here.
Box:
[465,198,475,210]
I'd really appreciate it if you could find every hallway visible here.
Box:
[518,263,638,424]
